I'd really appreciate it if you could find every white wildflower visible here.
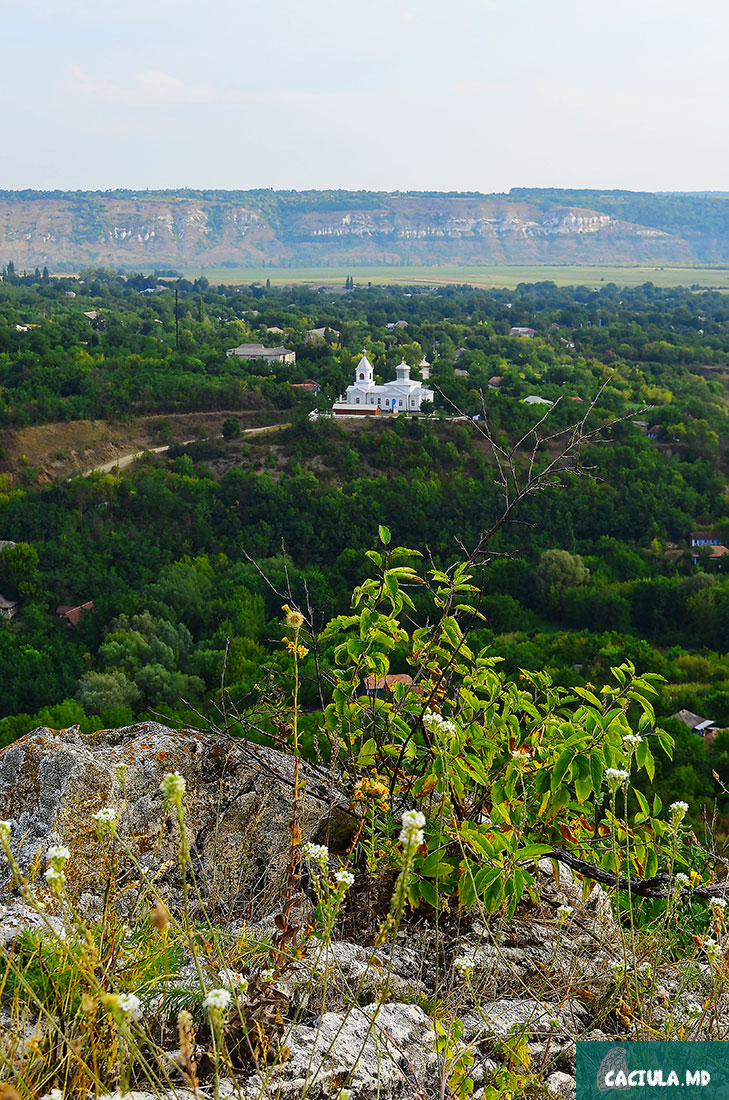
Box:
[674,872,690,890]
[160,771,186,802]
[704,938,722,962]
[46,845,71,864]
[423,711,457,738]
[548,1016,561,1029]
[556,905,573,922]
[639,962,652,977]
[39,1091,63,1100]
[302,842,329,866]
[670,801,689,825]
[510,747,531,771]
[334,869,355,890]
[622,733,642,749]
[399,809,426,847]
[454,952,475,976]
[0,820,11,841]
[687,1002,703,1018]
[710,897,728,911]
[117,991,142,1020]
[93,807,116,827]
[203,987,232,1013]
[610,959,625,977]
[401,809,426,830]
[44,866,65,884]
[605,768,630,792]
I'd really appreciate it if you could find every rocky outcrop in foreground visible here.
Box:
[0,725,720,1100]
[0,722,354,920]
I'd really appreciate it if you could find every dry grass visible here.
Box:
[0,407,282,483]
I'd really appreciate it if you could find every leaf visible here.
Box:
[558,821,579,845]
[357,738,377,766]
[574,775,593,804]
[419,879,439,908]
[652,794,663,816]
[551,748,574,792]
[634,788,649,816]
[378,524,391,546]
[513,843,553,861]
[420,850,445,876]
[589,750,604,797]
[645,846,658,878]
[458,863,478,910]
[655,728,674,759]
[643,745,655,782]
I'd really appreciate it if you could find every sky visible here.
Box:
[3,0,729,193]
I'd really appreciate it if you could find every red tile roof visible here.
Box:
[56,601,95,627]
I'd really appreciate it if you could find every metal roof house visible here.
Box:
[226,343,295,366]
[670,709,716,736]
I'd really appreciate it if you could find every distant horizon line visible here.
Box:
[2,186,729,199]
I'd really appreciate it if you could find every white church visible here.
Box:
[332,350,434,416]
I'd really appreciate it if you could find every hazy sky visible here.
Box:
[4,0,728,193]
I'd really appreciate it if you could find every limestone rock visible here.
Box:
[0,902,66,949]
[248,1001,438,1099]
[458,860,621,1002]
[547,1070,577,1099]
[0,723,354,919]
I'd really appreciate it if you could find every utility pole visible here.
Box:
[175,287,180,350]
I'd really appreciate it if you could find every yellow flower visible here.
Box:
[282,604,305,630]
[354,776,390,803]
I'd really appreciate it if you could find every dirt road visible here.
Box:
[82,423,287,476]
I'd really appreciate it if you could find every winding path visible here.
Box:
[81,422,287,476]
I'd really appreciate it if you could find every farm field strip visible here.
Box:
[179,263,729,291]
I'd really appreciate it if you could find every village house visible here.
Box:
[332,350,433,416]
[691,531,723,547]
[0,594,19,619]
[56,601,95,628]
[510,326,536,337]
[226,343,295,366]
[418,356,431,380]
[361,673,414,699]
[291,380,321,394]
[670,709,717,739]
[691,544,729,566]
[305,326,340,344]
[523,395,553,406]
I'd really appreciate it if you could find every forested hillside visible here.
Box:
[6,188,729,268]
[3,268,729,821]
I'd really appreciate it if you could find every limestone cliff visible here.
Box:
[0,188,718,270]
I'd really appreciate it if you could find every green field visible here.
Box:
[181,263,729,291]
